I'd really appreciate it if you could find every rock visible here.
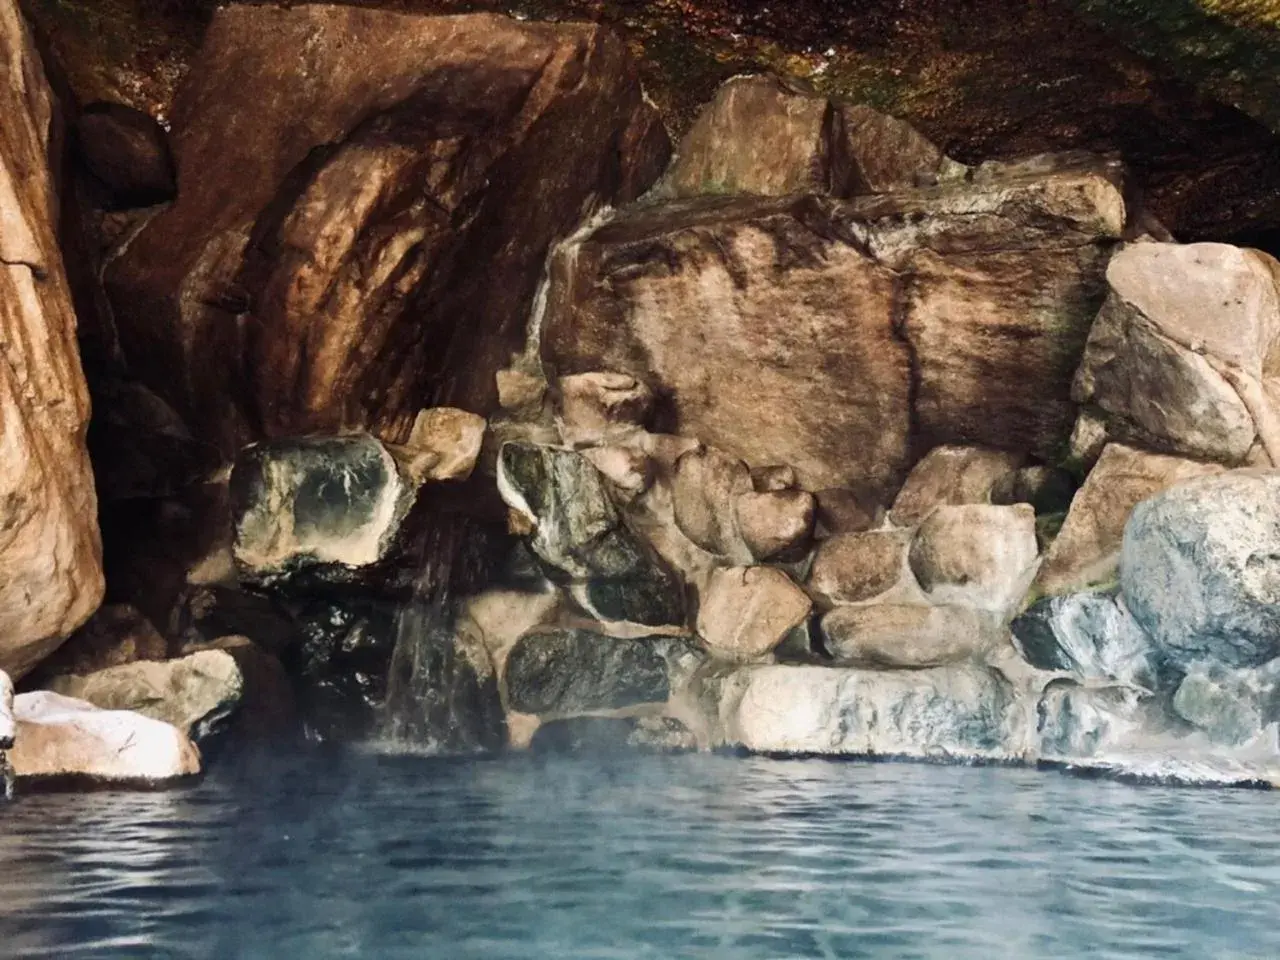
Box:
[557,372,653,445]
[497,443,684,628]
[495,369,547,413]
[1068,408,1112,471]
[0,2,105,678]
[105,6,669,451]
[716,663,1015,760]
[1031,443,1223,597]
[908,504,1039,612]
[1121,469,1280,670]
[1,670,13,749]
[840,103,967,193]
[581,446,654,502]
[807,530,907,604]
[8,691,201,784]
[661,75,849,199]
[991,466,1077,516]
[170,584,298,655]
[230,434,418,590]
[529,715,697,754]
[813,487,885,535]
[1036,680,1150,760]
[382,602,507,755]
[734,490,815,560]
[821,604,999,668]
[751,465,797,492]
[73,102,176,209]
[1011,592,1159,690]
[29,605,168,681]
[45,650,244,741]
[457,588,563,675]
[672,446,754,560]
[504,628,673,716]
[1172,660,1280,746]
[179,636,298,737]
[696,566,812,661]
[390,408,486,483]
[889,445,1025,527]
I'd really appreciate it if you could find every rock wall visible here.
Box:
[0,0,103,679]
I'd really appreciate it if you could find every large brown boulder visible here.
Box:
[0,0,104,679]
[105,6,670,453]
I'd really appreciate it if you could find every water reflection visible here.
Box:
[0,752,1277,959]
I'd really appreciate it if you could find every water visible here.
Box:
[1,751,1278,959]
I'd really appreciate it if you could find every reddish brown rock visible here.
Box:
[840,104,967,193]
[889,445,1025,527]
[28,605,167,681]
[105,6,670,453]
[807,530,909,604]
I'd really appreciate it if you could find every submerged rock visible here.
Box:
[498,443,685,628]
[908,504,1039,612]
[504,628,674,716]
[1121,470,1280,670]
[1012,592,1160,690]
[697,566,813,662]
[9,692,201,784]
[1172,660,1280,746]
[716,663,1016,760]
[45,650,244,742]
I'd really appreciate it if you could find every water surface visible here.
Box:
[1,751,1277,959]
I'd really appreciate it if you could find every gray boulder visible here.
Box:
[1172,659,1280,746]
[1121,470,1280,669]
[1011,591,1160,690]
[1036,679,1150,759]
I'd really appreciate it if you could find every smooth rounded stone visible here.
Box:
[45,650,244,742]
[1012,592,1159,691]
[1032,443,1223,597]
[908,504,1039,612]
[9,691,201,784]
[1036,679,1149,760]
[179,636,298,737]
[672,446,754,561]
[813,486,885,535]
[390,407,486,483]
[807,530,908,604]
[74,102,177,208]
[1121,470,1280,669]
[30,604,168,681]
[889,445,1024,527]
[1,670,14,749]
[230,434,416,588]
[751,465,797,492]
[498,443,684,628]
[720,663,1016,760]
[581,445,653,502]
[734,489,815,560]
[697,566,813,662]
[495,368,547,413]
[504,628,672,716]
[821,604,998,668]
[991,466,1077,516]
[557,372,654,445]
[1172,659,1280,746]
[529,715,696,754]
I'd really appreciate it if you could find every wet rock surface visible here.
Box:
[504,628,673,716]
[1012,592,1159,690]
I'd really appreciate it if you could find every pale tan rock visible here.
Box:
[1,669,13,748]
[697,566,812,661]
[734,490,815,560]
[558,371,654,445]
[1069,408,1111,470]
[889,445,1025,527]
[672,446,754,561]
[31,605,168,680]
[46,649,243,739]
[0,0,105,678]
[821,604,998,667]
[179,636,297,735]
[10,691,201,783]
[393,407,486,483]
[460,588,563,676]
[808,530,909,604]
[909,504,1039,612]
[496,368,547,412]
[751,465,797,492]
[582,445,654,502]
[1032,443,1224,598]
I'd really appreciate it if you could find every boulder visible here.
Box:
[390,407,485,483]
[1121,470,1280,670]
[179,636,298,736]
[0,1,105,678]
[697,566,812,661]
[908,504,1039,612]
[813,486,885,535]
[230,434,418,590]
[73,101,176,209]
[495,369,547,414]
[821,604,999,668]
[1172,659,1280,746]
[1,670,13,749]
[807,530,908,604]
[1036,679,1150,760]
[8,691,201,784]
[839,103,967,193]
[1011,592,1159,690]
[671,445,754,561]
[1074,243,1280,464]
[504,628,675,716]
[498,443,684,628]
[557,372,653,445]
[734,490,815,560]
[991,466,1077,516]
[45,650,244,741]
[581,446,654,503]
[29,604,168,681]
[1032,443,1223,597]
[717,663,1015,759]
[751,465,797,492]
[889,445,1024,527]
[105,5,670,451]
[170,584,298,655]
